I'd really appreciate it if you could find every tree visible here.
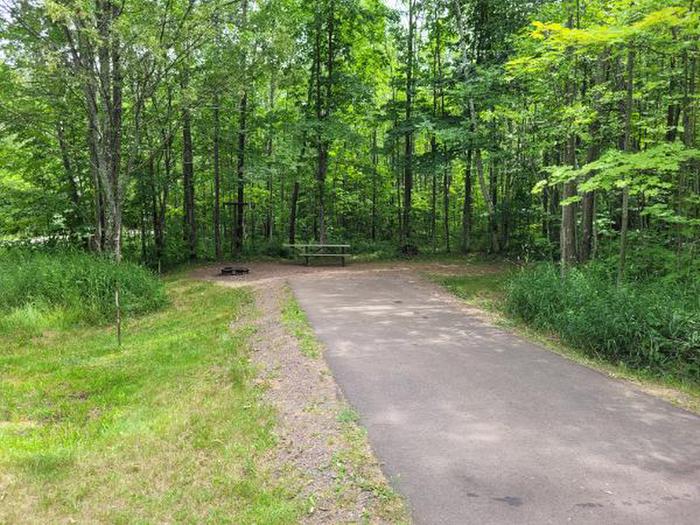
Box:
[0,0,695,271]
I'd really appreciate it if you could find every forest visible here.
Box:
[0,0,696,271]
[2,0,699,373]
[0,0,698,371]
[1,1,700,522]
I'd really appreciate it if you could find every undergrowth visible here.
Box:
[0,248,166,331]
[506,263,700,385]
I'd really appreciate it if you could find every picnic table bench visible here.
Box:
[284,244,351,266]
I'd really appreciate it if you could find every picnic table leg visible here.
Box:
[305,256,309,266]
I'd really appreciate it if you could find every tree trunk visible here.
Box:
[489,160,499,253]
[618,186,630,283]
[430,14,441,252]
[107,0,123,261]
[580,192,595,263]
[317,143,328,243]
[580,138,599,263]
[682,43,697,148]
[461,149,473,253]
[151,93,173,264]
[580,52,605,263]
[561,179,578,272]
[443,163,451,253]
[235,90,247,253]
[560,135,578,274]
[371,128,378,241]
[560,8,579,275]
[468,99,499,253]
[473,147,499,253]
[65,1,126,255]
[86,114,104,252]
[149,156,164,263]
[618,46,635,285]
[548,186,560,247]
[289,181,299,245]
[666,55,681,142]
[431,136,438,251]
[83,0,124,260]
[402,0,415,246]
[312,1,334,244]
[213,95,222,259]
[182,95,196,260]
[234,0,249,253]
[265,78,275,241]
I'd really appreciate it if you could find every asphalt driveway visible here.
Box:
[291,271,700,525]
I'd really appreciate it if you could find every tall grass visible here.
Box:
[506,263,700,383]
[0,249,166,327]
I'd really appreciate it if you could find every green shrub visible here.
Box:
[506,263,700,383]
[0,248,167,325]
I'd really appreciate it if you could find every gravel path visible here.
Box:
[215,271,408,523]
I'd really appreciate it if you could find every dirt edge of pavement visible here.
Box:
[230,277,410,524]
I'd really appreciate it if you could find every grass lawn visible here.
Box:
[0,279,301,524]
[436,270,509,309]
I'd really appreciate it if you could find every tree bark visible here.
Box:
[580,136,599,263]
[461,149,473,253]
[235,90,247,253]
[580,53,605,263]
[265,79,276,241]
[560,135,578,274]
[234,0,249,253]
[560,8,579,275]
[149,157,162,263]
[182,89,196,260]
[473,147,499,253]
[618,45,635,285]
[444,162,451,253]
[56,123,80,211]
[289,181,299,245]
[431,135,438,251]
[580,193,595,263]
[87,119,104,251]
[402,0,415,246]
[468,100,499,253]
[107,0,123,259]
[311,1,334,243]
[371,128,378,241]
[489,159,499,253]
[213,94,221,259]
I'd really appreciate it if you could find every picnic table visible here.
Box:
[284,243,351,266]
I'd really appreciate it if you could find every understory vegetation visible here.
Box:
[1,0,697,272]
[507,257,700,385]
[0,279,301,524]
[1,0,698,378]
[0,248,166,331]
[440,248,700,390]
[2,1,697,378]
